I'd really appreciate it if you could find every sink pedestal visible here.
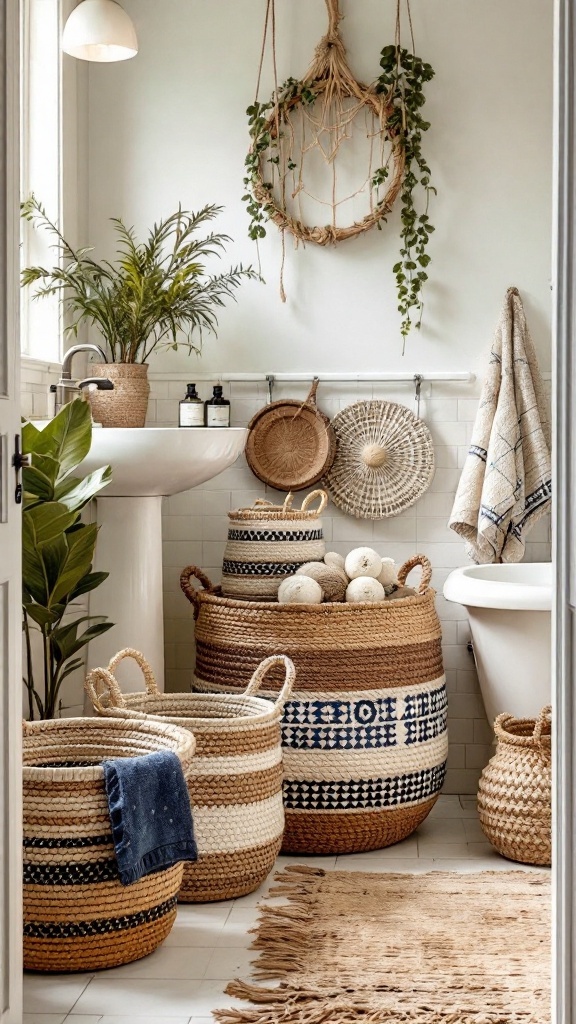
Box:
[87,496,165,693]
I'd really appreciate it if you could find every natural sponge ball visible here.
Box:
[324,551,346,572]
[296,561,348,602]
[345,547,382,580]
[346,576,386,603]
[278,575,323,604]
[377,557,398,594]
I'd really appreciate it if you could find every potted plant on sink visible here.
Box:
[21,196,257,427]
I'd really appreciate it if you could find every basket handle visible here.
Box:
[533,705,552,747]
[300,489,328,516]
[180,565,217,617]
[305,377,320,407]
[243,654,296,711]
[107,648,159,695]
[85,666,128,715]
[397,554,433,594]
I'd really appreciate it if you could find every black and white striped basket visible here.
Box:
[221,490,328,601]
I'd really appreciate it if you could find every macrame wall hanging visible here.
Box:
[244,0,435,344]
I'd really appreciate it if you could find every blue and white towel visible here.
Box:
[449,287,551,563]
[103,750,197,886]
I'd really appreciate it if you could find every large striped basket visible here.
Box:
[221,490,327,601]
[86,650,295,902]
[180,554,448,855]
[22,716,195,972]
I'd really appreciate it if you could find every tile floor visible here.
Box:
[24,795,548,1024]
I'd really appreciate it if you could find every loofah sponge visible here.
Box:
[346,576,386,603]
[278,576,323,604]
[344,547,382,580]
[296,561,348,602]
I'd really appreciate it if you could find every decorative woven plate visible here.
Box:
[246,379,336,492]
[322,400,435,519]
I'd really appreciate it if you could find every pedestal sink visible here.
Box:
[77,427,247,692]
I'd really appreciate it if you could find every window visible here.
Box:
[20,0,62,363]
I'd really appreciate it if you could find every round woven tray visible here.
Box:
[246,379,336,491]
[322,399,435,519]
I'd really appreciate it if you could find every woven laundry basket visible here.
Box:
[181,554,448,855]
[86,650,295,902]
[22,715,195,972]
[221,490,327,601]
[477,706,551,866]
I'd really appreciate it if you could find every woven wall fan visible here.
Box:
[322,399,435,519]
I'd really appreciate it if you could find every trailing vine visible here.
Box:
[375,45,436,343]
[243,0,436,345]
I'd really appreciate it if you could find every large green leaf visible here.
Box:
[54,465,112,511]
[22,419,42,453]
[68,570,109,601]
[32,399,92,477]
[24,603,63,629]
[23,501,78,547]
[23,453,61,502]
[52,615,113,662]
[49,523,99,605]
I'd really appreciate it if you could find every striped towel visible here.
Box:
[449,287,551,563]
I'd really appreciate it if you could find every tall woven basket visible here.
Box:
[86,650,295,902]
[22,716,195,972]
[221,490,327,601]
[477,706,551,866]
[181,554,448,855]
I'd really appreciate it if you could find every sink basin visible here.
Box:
[33,423,248,497]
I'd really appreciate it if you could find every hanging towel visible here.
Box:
[103,750,197,886]
[449,287,551,563]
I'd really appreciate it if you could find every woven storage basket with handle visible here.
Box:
[22,716,195,972]
[86,650,295,902]
[222,489,328,601]
[181,554,448,855]
[477,706,551,866]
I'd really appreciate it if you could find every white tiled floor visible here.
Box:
[24,795,548,1024]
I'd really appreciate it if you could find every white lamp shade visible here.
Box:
[62,0,138,62]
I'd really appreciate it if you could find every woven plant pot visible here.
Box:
[477,707,551,866]
[22,715,195,972]
[181,554,448,855]
[87,363,150,428]
[222,490,328,601]
[86,650,294,902]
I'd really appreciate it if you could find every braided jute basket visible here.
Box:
[86,650,295,902]
[181,554,448,855]
[22,716,195,972]
[222,489,328,601]
[478,706,551,866]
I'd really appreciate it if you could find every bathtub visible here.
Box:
[443,563,552,725]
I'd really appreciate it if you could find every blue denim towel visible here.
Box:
[103,750,197,886]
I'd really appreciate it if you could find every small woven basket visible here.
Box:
[222,489,328,601]
[87,363,150,428]
[22,715,195,972]
[181,553,448,855]
[86,650,295,902]
[477,706,551,866]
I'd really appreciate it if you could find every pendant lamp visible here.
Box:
[62,0,138,62]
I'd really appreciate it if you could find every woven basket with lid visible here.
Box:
[477,706,551,866]
[22,715,195,972]
[222,489,328,601]
[181,554,448,855]
[86,650,295,902]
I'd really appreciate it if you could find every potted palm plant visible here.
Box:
[21,196,257,426]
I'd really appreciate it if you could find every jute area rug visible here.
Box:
[215,865,550,1024]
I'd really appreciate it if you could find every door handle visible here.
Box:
[12,434,30,505]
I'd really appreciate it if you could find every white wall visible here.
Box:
[85,0,554,792]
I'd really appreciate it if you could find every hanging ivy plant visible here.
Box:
[243,0,436,344]
[375,45,436,343]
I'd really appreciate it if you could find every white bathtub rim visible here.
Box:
[443,563,552,612]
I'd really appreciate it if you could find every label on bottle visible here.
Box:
[206,405,230,427]
[180,402,204,427]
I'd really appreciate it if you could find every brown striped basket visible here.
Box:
[86,650,295,902]
[22,716,195,972]
[221,490,328,601]
[478,706,551,866]
[180,554,448,855]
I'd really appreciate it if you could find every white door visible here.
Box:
[0,1,22,1021]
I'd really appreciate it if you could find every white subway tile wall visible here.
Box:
[152,376,552,795]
